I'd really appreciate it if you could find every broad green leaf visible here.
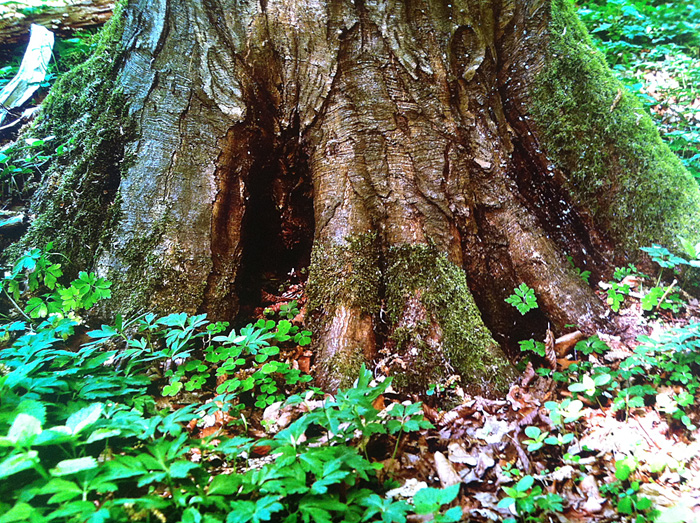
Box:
[497,497,516,508]
[182,507,203,523]
[614,456,636,481]
[66,403,104,435]
[524,426,541,439]
[7,413,42,445]
[227,501,256,523]
[15,400,46,426]
[208,474,242,495]
[0,502,39,523]
[25,297,48,318]
[514,475,534,492]
[86,428,122,444]
[413,484,460,514]
[40,478,82,503]
[0,451,38,479]
[169,460,199,478]
[617,496,633,514]
[51,456,98,476]
[440,506,464,522]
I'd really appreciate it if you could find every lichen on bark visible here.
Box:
[530,0,700,255]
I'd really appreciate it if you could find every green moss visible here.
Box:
[10,0,133,272]
[389,323,447,390]
[385,244,514,392]
[104,220,168,316]
[530,0,700,254]
[319,346,367,391]
[307,233,382,318]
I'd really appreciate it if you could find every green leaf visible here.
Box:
[86,428,122,444]
[413,484,460,514]
[66,403,104,435]
[615,457,636,481]
[169,460,199,478]
[593,374,611,387]
[617,496,633,514]
[7,413,42,446]
[51,456,98,476]
[0,451,39,479]
[636,497,652,511]
[505,283,538,315]
[15,400,46,427]
[497,497,516,509]
[25,297,48,318]
[260,361,280,374]
[208,474,242,495]
[524,426,541,439]
[0,502,40,523]
[440,506,463,522]
[163,378,183,396]
[41,478,83,503]
[515,475,534,492]
[183,507,203,523]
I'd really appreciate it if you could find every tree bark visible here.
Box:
[0,0,113,49]
[19,0,700,393]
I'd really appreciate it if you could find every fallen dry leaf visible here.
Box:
[434,451,461,487]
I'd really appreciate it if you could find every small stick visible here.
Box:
[655,279,678,312]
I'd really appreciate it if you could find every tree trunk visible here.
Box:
[20,0,700,392]
[0,0,113,49]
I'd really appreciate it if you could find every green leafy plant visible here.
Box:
[579,0,700,180]
[545,399,584,428]
[522,426,549,452]
[566,255,591,284]
[0,136,71,201]
[278,300,300,320]
[506,283,538,315]
[599,458,658,521]
[568,372,613,400]
[498,474,564,522]
[574,335,609,356]
[519,339,546,358]
[606,280,631,313]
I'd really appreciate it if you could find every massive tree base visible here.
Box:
[16,0,700,392]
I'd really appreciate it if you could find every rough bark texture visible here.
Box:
[19,0,700,392]
[0,0,113,49]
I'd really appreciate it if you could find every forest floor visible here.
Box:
[209,274,700,523]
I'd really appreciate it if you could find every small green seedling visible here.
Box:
[506,283,538,315]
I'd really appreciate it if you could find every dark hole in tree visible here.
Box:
[234,122,315,323]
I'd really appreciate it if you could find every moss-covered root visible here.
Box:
[11,0,131,269]
[306,234,382,391]
[530,0,700,254]
[385,244,515,394]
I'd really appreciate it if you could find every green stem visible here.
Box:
[33,460,51,481]
[391,428,403,463]
[3,289,32,322]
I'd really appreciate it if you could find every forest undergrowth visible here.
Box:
[2,239,700,522]
[0,0,699,522]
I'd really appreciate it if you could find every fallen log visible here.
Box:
[0,0,113,49]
